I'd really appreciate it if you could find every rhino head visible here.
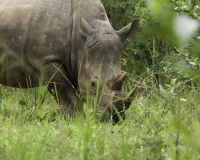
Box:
[78,17,139,123]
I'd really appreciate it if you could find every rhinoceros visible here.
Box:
[0,0,139,123]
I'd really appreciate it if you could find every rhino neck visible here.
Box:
[71,0,115,78]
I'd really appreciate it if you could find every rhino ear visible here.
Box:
[116,18,140,41]
[80,17,94,38]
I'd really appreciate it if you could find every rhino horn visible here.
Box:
[114,87,138,110]
[111,87,138,124]
[108,72,127,90]
[123,87,138,107]
[80,17,94,38]
[125,87,138,99]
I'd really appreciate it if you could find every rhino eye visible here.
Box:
[86,33,100,48]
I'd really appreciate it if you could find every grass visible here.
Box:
[0,84,200,160]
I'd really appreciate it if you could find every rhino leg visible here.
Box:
[42,62,78,117]
[0,48,40,88]
[0,63,39,88]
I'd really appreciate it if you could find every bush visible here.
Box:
[101,0,200,89]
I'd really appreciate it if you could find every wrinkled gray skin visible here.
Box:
[0,0,139,123]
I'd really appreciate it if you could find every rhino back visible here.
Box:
[0,0,73,77]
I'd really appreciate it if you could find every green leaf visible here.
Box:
[158,91,172,105]
[37,110,45,119]
[170,78,177,86]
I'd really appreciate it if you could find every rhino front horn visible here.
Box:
[125,87,138,99]
[112,87,138,124]
[113,86,138,110]
[108,72,127,90]
[123,87,139,109]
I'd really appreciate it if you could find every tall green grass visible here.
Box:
[0,84,200,160]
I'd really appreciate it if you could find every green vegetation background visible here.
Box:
[0,0,200,159]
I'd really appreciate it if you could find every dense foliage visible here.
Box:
[102,0,200,88]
